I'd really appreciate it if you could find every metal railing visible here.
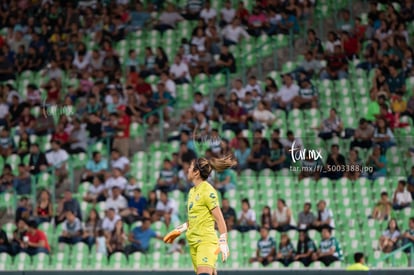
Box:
[374,243,414,267]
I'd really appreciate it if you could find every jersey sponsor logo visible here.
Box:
[209,193,216,199]
[202,257,208,263]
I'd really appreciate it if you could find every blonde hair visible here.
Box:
[194,154,237,180]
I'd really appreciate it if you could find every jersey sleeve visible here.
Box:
[203,184,219,211]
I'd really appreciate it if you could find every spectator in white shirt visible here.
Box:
[313,200,335,231]
[154,2,184,32]
[155,191,179,226]
[325,31,341,55]
[169,55,191,84]
[192,91,208,113]
[220,0,236,26]
[105,168,127,196]
[393,180,413,210]
[105,186,128,213]
[231,78,247,99]
[245,75,262,95]
[46,140,69,179]
[160,72,176,98]
[110,149,130,175]
[237,198,257,233]
[199,0,217,23]
[276,74,299,111]
[252,101,276,130]
[73,52,90,72]
[0,97,9,126]
[222,18,249,45]
[102,208,121,234]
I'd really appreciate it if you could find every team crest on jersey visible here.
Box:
[195,194,200,201]
[209,193,216,199]
[189,202,193,210]
[202,257,208,263]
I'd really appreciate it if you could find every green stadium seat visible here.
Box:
[14,253,32,270]
[128,252,147,269]
[0,253,13,270]
[108,252,128,269]
[90,253,108,270]
[290,261,305,269]
[32,253,50,270]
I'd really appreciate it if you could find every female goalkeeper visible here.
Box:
[164,155,236,275]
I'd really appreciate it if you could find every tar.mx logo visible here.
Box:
[289,140,323,163]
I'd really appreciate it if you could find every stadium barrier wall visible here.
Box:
[1,270,413,275]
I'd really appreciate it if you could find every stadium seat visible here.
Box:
[14,253,32,270]
[32,253,50,270]
[128,252,147,269]
[108,252,128,269]
[0,253,13,270]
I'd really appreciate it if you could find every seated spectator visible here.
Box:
[350,118,375,149]
[391,92,407,115]
[82,209,102,248]
[278,9,299,34]
[0,128,14,158]
[373,118,396,151]
[13,164,31,195]
[178,142,197,167]
[252,101,276,130]
[169,55,191,84]
[155,159,178,193]
[386,65,406,95]
[322,144,346,180]
[235,0,249,25]
[407,166,414,199]
[211,45,236,74]
[247,6,268,37]
[265,139,285,171]
[249,227,276,266]
[247,142,266,171]
[83,176,105,203]
[221,198,237,231]
[260,206,272,229]
[222,100,247,132]
[312,226,342,266]
[125,177,141,199]
[320,45,348,80]
[220,0,235,26]
[324,31,341,55]
[402,92,414,122]
[0,226,10,254]
[234,138,251,171]
[346,252,370,271]
[55,190,82,224]
[105,168,127,197]
[318,108,343,140]
[58,211,83,245]
[276,74,299,111]
[392,180,412,210]
[102,208,121,234]
[128,1,150,30]
[366,145,387,180]
[46,140,69,181]
[297,202,315,231]
[67,119,87,154]
[370,191,392,220]
[106,220,126,256]
[155,191,179,227]
[379,218,400,253]
[298,155,323,181]
[11,219,27,255]
[276,233,295,267]
[110,149,130,175]
[344,149,363,180]
[125,218,162,255]
[222,18,249,46]
[18,107,35,135]
[15,197,31,223]
[293,78,318,110]
[16,132,30,158]
[34,190,53,225]
[120,188,148,225]
[313,200,335,231]
[295,230,316,267]
[340,31,359,59]
[401,217,414,253]
[22,220,50,255]
[272,199,295,232]
[295,51,322,79]
[105,186,128,214]
[154,3,183,32]
[214,168,236,196]
[237,198,257,233]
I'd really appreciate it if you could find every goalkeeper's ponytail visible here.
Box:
[194,154,237,180]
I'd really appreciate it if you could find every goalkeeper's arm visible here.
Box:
[163,222,188,244]
[211,207,229,262]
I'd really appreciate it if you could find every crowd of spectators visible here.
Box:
[0,0,413,269]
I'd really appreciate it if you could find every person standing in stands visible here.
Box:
[346,252,369,271]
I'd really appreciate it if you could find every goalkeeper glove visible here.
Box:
[215,233,230,262]
[163,223,188,244]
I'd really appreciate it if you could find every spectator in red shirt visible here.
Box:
[45,79,60,104]
[222,100,247,132]
[52,123,70,148]
[354,17,367,42]
[18,107,36,135]
[135,76,153,98]
[320,45,348,80]
[23,220,50,255]
[112,105,131,157]
[236,1,250,25]
[341,31,360,59]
